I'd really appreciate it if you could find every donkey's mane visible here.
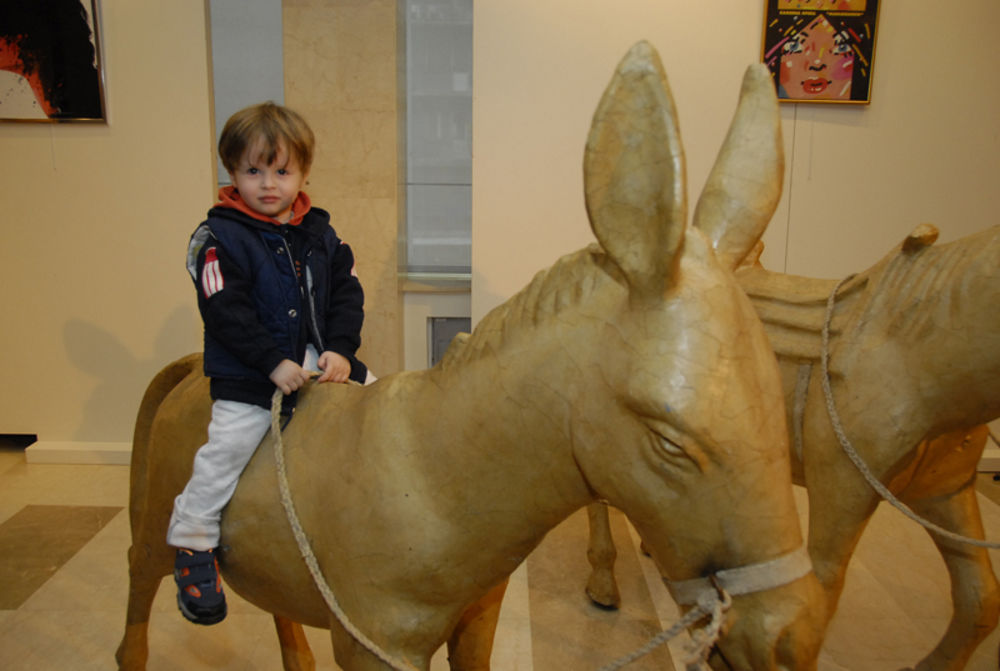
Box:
[440,243,618,369]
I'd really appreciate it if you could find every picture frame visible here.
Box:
[0,0,107,122]
[761,0,880,105]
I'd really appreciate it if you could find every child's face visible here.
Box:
[229,141,309,223]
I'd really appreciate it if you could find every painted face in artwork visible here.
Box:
[778,0,866,9]
[780,14,855,100]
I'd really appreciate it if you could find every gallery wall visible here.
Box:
[471,1,1000,321]
[0,1,402,455]
[0,1,214,448]
[1,1,998,453]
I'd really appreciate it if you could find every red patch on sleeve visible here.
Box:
[201,247,224,297]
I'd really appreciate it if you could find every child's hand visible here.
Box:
[316,351,351,384]
[269,359,311,394]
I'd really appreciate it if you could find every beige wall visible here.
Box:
[4,1,999,447]
[472,0,1000,321]
[0,0,402,448]
[0,1,213,444]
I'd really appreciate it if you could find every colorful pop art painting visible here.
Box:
[762,0,879,104]
[0,0,106,121]
[778,1,868,10]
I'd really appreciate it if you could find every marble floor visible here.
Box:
[1,439,999,670]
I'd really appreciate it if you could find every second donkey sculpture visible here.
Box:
[586,222,1000,671]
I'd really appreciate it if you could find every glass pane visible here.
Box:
[209,0,284,185]
[405,0,472,273]
[407,184,471,273]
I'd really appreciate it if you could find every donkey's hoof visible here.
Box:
[585,580,621,610]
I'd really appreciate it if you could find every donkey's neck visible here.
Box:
[384,358,596,564]
[429,358,593,507]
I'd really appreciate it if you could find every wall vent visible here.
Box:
[428,317,471,366]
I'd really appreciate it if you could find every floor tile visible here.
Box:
[0,504,122,609]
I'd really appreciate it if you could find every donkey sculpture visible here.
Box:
[585,223,1000,670]
[117,42,826,671]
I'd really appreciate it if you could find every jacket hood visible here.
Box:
[215,185,312,227]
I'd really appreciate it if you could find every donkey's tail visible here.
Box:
[117,354,203,670]
[127,353,202,525]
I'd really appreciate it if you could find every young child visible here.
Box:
[168,102,372,625]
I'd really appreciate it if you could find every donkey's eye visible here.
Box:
[646,420,691,459]
[643,417,708,473]
[655,433,687,458]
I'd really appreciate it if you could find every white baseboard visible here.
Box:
[979,447,1000,473]
[25,441,131,465]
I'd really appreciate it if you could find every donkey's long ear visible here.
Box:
[584,41,686,300]
[693,64,782,270]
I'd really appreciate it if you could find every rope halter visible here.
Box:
[664,545,813,607]
[600,545,812,670]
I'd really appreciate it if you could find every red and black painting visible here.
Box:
[0,0,105,121]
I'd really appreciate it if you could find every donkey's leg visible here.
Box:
[908,482,1000,671]
[447,578,509,671]
[117,355,203,670]
[585,502,621,609]
[115,541,173,670]
[801,384,894,621]
[274,616,316,671]
[802,458,881,622]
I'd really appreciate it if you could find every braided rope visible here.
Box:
[821,277,1000,549]
[597,587,732,671]
[270,388,421,671]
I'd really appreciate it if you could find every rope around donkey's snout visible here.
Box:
[597,584,732,671]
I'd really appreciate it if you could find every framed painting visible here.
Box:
[761,0,880,104]
[0,0,106,121]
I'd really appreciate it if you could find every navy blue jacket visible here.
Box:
[186,203,367,409]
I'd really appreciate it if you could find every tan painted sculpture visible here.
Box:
[585,223,1000,670]
[116,42,827,670]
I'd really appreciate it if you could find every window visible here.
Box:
[208,0,284,186]
[403,0,473,276]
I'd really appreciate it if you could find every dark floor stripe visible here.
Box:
[0,504,122,609]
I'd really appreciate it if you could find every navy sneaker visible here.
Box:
[174,548,227,625]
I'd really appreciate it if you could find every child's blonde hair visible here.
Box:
[218,102,315,174]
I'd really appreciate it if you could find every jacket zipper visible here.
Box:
[304,263,325,352]
[280,235,327,353]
